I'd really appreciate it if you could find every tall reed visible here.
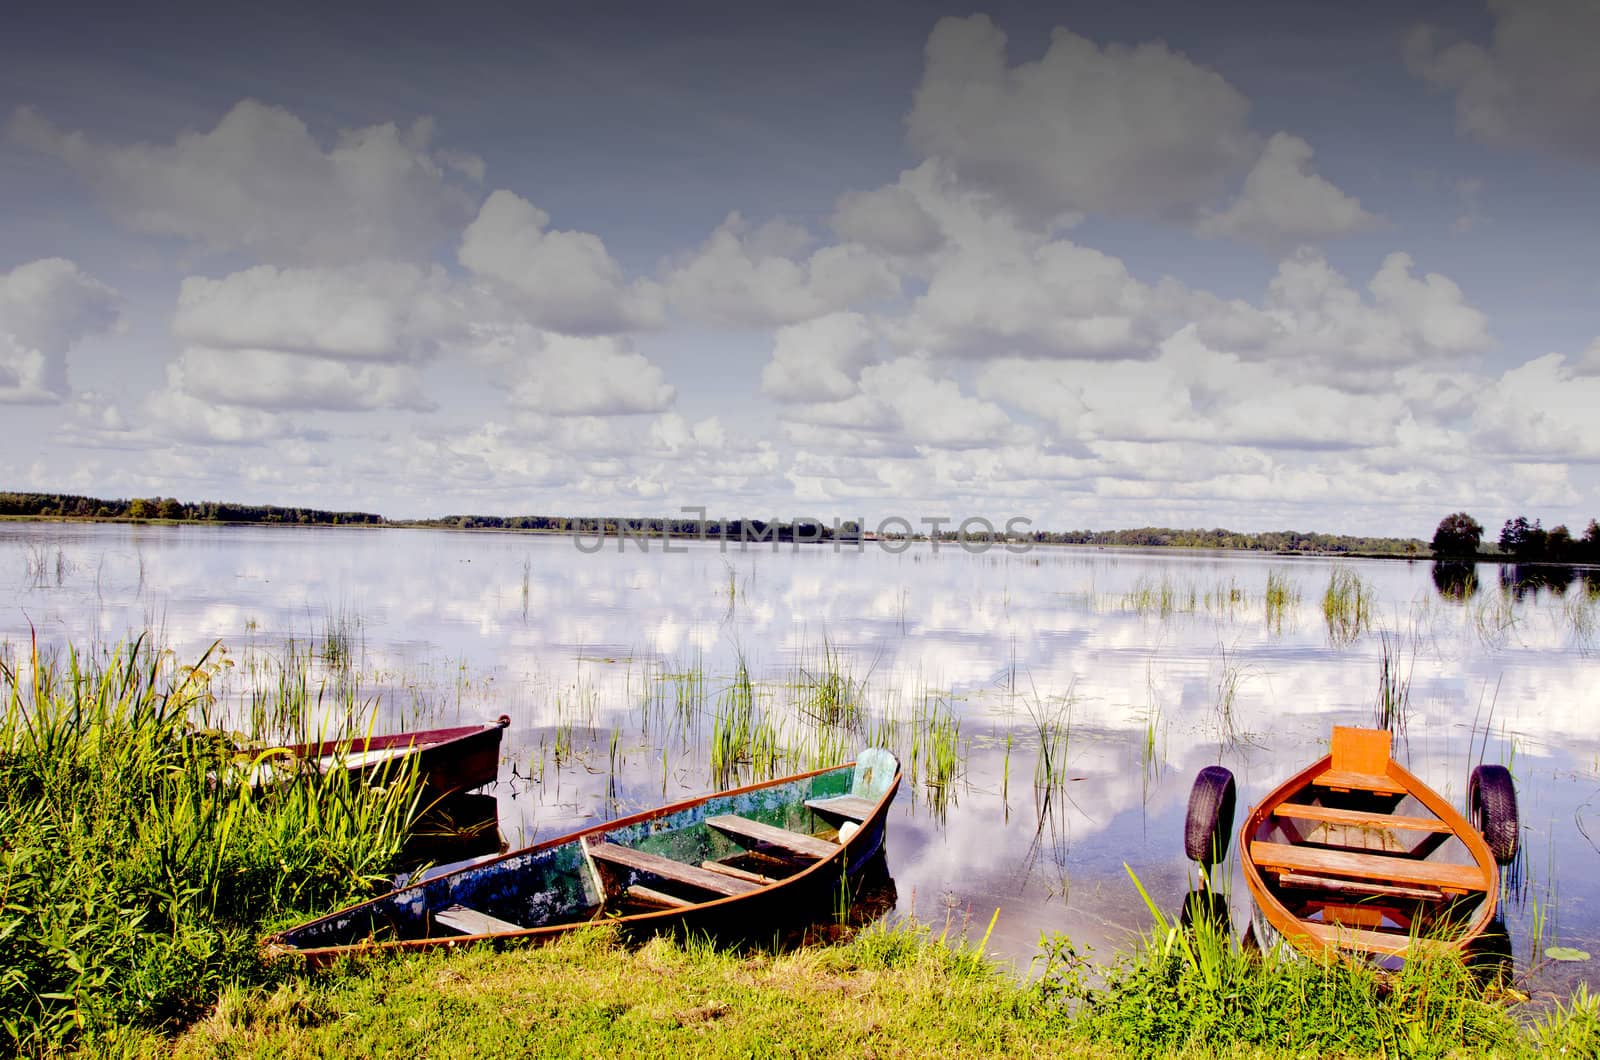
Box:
[0,636,421,1051]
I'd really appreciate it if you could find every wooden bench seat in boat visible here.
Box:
[626,884,692,908]
[706,815,837,858]
[1250,841,1488,893]
[1272,804,1452,833]
[1311,726,1406,795]
[1278,871,1444,902]
[804,795,876,822]
[434,904,525,936]
[585,841,761,897]
[1298,919,1450,957]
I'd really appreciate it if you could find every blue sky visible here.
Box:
[2,1,1598,536]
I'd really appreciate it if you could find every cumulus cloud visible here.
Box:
[906,14,1258,220]
[1406,1,1600,160]
[174,262,467,362]
[1195,250,1490,388]
[458,190,664,334]
[8,100,479,263]
[897,226,1187,360]
[0,258,119,403]
[761,312,880,403]
[830,184,944,256]
[665,212,899,326]
[474,326,674,416]
[1473,353,1600,460]
[142,370,297,445]
[1196,133,1378,248]
[171,347,433,412]
[784,357,1014,451]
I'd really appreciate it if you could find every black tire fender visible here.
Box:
[1184,766,1236,865]
[1468,764,1519,865]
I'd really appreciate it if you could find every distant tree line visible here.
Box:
[1430,511,1600,562]
[413,514,863,542]
[0,492,384,526]
[1018,526,1424,555]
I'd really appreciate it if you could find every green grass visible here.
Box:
[0,637,422,1053]
[155,916,1600,1059]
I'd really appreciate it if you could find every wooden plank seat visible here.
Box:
[626,884,691,908]
[1273,804,1452,833]
[699,861,777,885]
[1310,768,1406,795]
[804,795,876,822]
[1299,919,1450,957]
[433,904,525,936]
[1251,841,1487,893]
[1278,871,1445,902]
[585,841,760,898]
[706,814,837,858]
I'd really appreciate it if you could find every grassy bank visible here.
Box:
[0,638,421,1054]
[154,919,1598,1060]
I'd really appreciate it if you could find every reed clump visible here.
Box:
[1322,566,1373,643]
[0,636,420,1053]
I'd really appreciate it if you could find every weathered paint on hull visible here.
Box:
[270,756,899,966]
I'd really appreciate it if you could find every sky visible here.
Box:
[2,0,1598,537]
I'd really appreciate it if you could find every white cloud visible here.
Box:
[475,326,675,416]
[172,347,433,412]
[1196,133,1378,248]
[1195,250,1490,388]
[9,100,478,263]
[665,212,899,326]
[174,262,466,362]
[897,229,1186,360]
[142,371,297,445]
[458,190,663,335]
[762,312,880,403]
[1406,1,1600,160]
[1472,353,1600,460]
[830,184,944,256]
[785,357,1014,451]
[906,14,1258,220]
[0,258,119,403]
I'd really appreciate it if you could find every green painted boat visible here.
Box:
[269,748,900,965]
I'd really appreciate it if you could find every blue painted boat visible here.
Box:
[268,749,900,964]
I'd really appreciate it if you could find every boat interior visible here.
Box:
[1247,728,1492,955]
[278,750,898,951]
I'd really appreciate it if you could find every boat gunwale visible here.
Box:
[1238,748,1498,959]
[268,758,900,963]
[272,718,509,760]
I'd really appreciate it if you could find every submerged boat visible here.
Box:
[268,748,901,965]
[1183,726,1518,959]
[240,716,509,798]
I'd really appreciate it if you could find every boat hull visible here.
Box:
[274,717,508,798]
[1238,728,1498,963]
[269,753,900,966]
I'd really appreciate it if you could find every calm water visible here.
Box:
[4,521,1598,995]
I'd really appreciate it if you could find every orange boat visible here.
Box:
[1184,726,1518,960]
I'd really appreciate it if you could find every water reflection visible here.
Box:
[1,523,1597,993]
[1431,561,1479,602]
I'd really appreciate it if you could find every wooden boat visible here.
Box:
[1185,726,1517,960]
[240,716,509,798]
[267,748,901,965]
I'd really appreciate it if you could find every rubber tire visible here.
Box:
[1184,766,1236,865]
[1469,764,1519,865]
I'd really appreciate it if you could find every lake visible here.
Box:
[3,520,1597,995]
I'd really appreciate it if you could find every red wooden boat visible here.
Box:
[244,716,508,798]
[1184,726,1517,960]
